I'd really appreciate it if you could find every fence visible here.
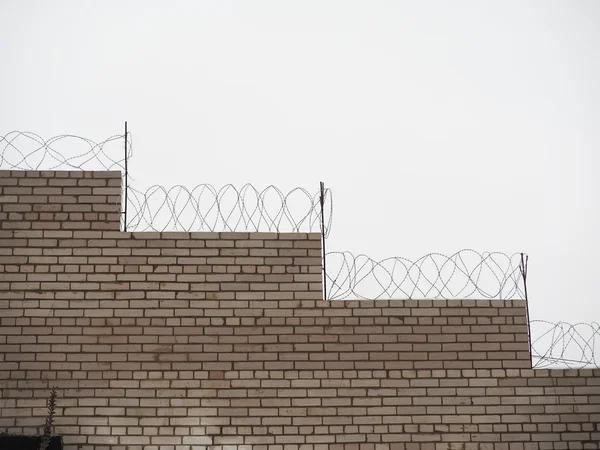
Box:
[126,184,331,234]
[530,320,600,369]
[0,130,332,235]
[0,130,128,171]
[326,250,525,300]
[1,128,598,369]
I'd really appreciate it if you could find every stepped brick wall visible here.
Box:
[0,170,599,450]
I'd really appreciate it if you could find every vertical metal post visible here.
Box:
[124,121,128,232]
[319,182,327,301]
[520,253,532,368]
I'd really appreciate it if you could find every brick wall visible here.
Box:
[0,170,121,231]
[1,171,599,450]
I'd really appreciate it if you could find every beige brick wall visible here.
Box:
[1,171,599,450]
[0,170,121,231]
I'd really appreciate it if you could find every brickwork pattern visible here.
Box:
[0,170,121,231]
[1,171,599,450]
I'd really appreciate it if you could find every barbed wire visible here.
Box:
[325,250,525,300]
[0,131,331,235]
[0,131,131,171]
[3,130,600,369]
[530,320,600,369]
[126,184,333,234]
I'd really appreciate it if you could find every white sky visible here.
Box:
[1,1,599,324]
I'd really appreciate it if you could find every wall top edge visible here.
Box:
[0,170,122,178]
[2,230,322,240]
[329,299,527,307]
[334,368,600,378]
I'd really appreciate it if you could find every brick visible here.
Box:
[1,170,598,449]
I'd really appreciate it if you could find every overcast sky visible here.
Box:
[1,1,599,327]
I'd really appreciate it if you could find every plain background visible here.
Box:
[1,1,599,335]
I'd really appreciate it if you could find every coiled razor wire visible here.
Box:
[0,130,332,235]
[4,130,600,374]
[126,184,333,234]
[530,320,600,369]
[325,250,525,300]
[1,130,128,171]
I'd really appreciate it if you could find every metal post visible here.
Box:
[520,253,532,368]
[319,182,327,301]
[124,121,128,232]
